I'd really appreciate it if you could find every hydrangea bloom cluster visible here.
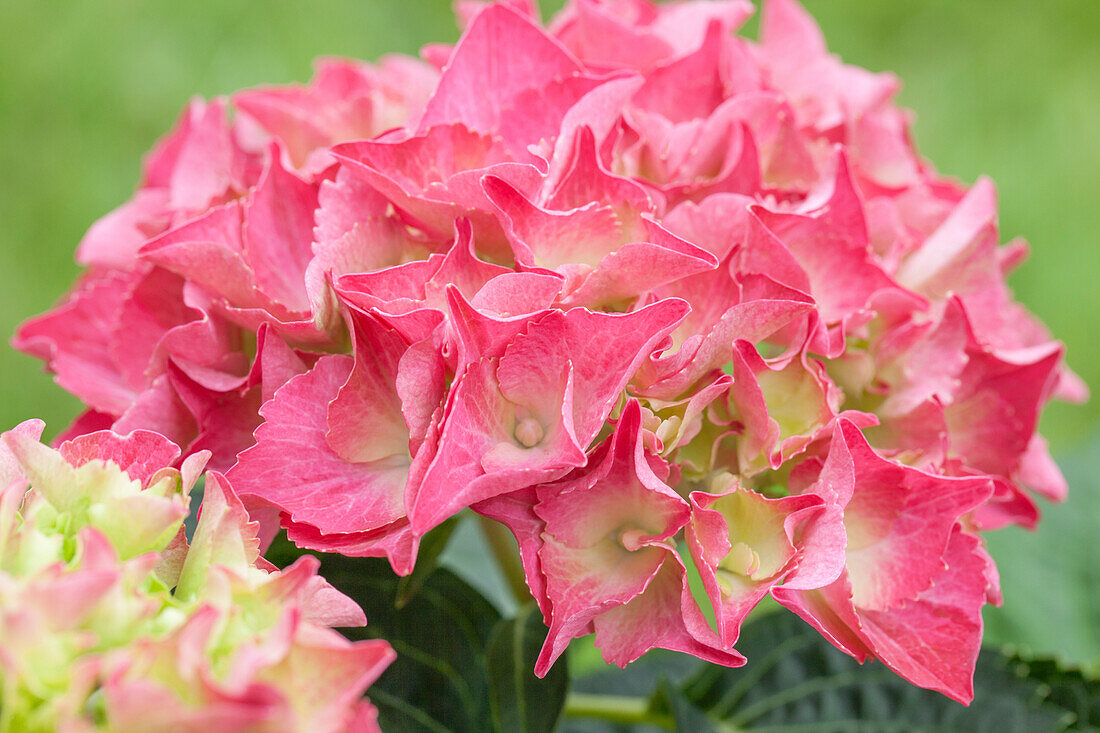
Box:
[0,422,392,732]
[15,0,1083,704]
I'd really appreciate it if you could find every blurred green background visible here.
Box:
[1,0,1096,668]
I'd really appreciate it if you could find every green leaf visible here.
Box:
[486,605,569,733]
[983,430,1100,673]
[261,530,520,731]
[439,513,519,614]
[319,554,501,732]
[182,474,205,541]
[653,679,721,733]
[1012,656,1100,729]
[259,529,311,569]
[667,612,1087,732]
[396,515,460,608]
[559,650,706,733]
[572,649,701,697]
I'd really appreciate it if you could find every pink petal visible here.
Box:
[326,313,412,464]
[239,149,319,312]
[418,3,581,134]
[688,486,826,646]
[59,429,181,488]
[835,420,992,611]
[592,554,744,670]
[857,529,989,704]
[228,356,409,538]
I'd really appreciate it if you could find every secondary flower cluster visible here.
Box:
[0,422,392,732]
[15,0,1083,704]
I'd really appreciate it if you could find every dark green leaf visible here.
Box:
[182,474,205,541]
[652,679,720,733]
[572,649,701,697]
[438,514,518,614]
[321,554,501,732]
[668,612,1087,732]
[261,530,309,569]
[1011,656,1100,730]
[983,431,1100,672]
[396,515,460,608]
[487,604,569,733]
[559,650,708,733]
[261,530,515,731]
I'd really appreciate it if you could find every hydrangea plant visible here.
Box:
[8,0,1090,729]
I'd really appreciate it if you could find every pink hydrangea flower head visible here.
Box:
[14,0,1085,704]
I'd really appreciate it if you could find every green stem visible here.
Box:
[563,693,674,729]
[477,515,530,606]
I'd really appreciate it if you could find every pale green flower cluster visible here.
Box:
[0,421,391,733]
